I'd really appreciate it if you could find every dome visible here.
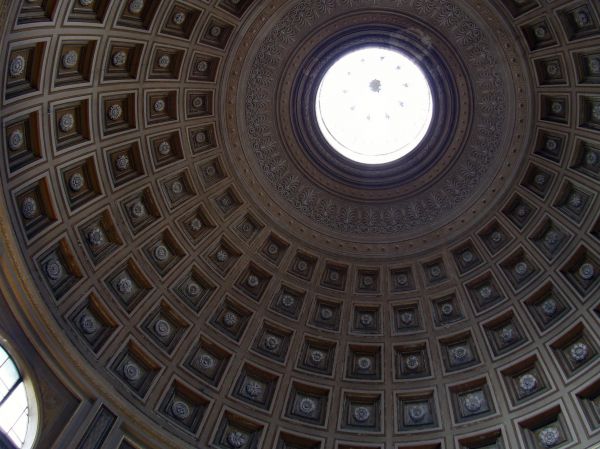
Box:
[0,0,599,448]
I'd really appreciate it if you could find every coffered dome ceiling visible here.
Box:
[1,0,600,448]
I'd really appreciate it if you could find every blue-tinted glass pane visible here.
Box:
[0,359,19,391]
[0,383,27,434]
[0,347,8,367]
[11,408,28,444]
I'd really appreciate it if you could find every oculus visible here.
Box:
[315,47,433,164]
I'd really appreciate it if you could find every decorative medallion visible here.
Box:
[8,129,24,151]
[117,277,133,295]
[198,354,214,370]
[59,113,75,132]
[158,55,171,68]
[9,55,25,77]
[223,311,238,327]
[87,227,105,247]
[108,104,123,121]
[112,51,127,67]
[158,141,171,155]
[173,12,186,25]
[298,397,316,415]
[353,406,370,422]
[171,401,190,420]
[130,201,146,219]
[579,263,595,280]
[21,197,37,219]
[227,431,247,449]
[69,173,85,192]
[408,404,427,422]
[115,155,130,171]
[539,426,560,448]
[128,0,144,14]
[464,393,482,412]
[519,373,538,394]
[45,258,63,281]
[62,50,78,69]
[216,249,229,263]
[154,319,171,337]
[570,342,589,362]
[123,361,141,382]
[244,380,263,398]
[79,313,98,334]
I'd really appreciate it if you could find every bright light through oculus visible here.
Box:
[316,47,433,164]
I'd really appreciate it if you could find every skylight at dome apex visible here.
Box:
[315,47,434,164]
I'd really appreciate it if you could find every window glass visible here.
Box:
[0,345,29,448]
[315,46,433,164]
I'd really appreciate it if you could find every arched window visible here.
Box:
[0,344,30,448]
